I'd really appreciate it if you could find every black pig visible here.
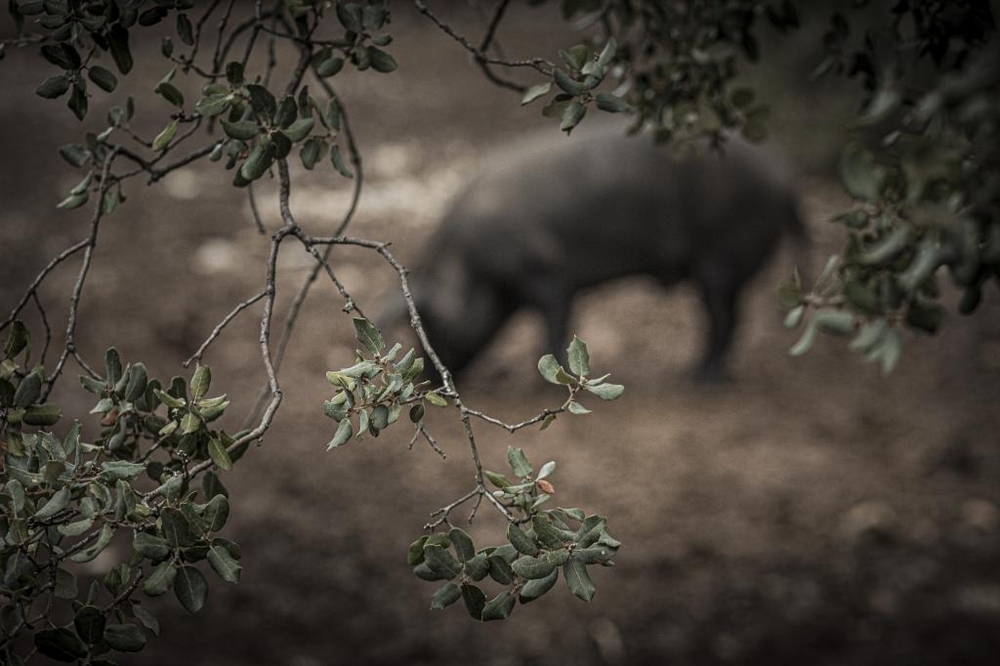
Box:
[397,124,805,381]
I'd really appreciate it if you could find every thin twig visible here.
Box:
[42,147,120,402]
[184,290,268,367]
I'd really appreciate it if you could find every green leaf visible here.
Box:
[424,391,448,407]
[316,56,344,78]
[519,567,558,603]
[174,565,208,613]
[55,567,78,600]
[207,437,233,471]
[330,144,354,178]
[208,545,241,583]
[584,382,624,400]
[485,470,510,488]
[407,536,429,566]
[23,403,61,426]
[155,81,184,108]
[246,84,277,118]
[220,119,259,141]
[368,46,397,73]
[133,531,170,561]
[327,418,354,449]
[70,523,115,563]
[240,141,275,181]
[521,82,552,106]
[143,561,176,596]
[36,74,70,98]
[560,100,587,133]
[481,590,516,621]
[840,143,886,202]
[354,318,384,354]
[553,68,584,95]
[58,517,94,538]
[507,446,533,478]
[336,1,364,32]
[180,411,200,434]
[448,527,476,562]
[195,94,231,117]
[813,308,855,335]
[488,555,515,585]
[512,555,557,580]
[176,12,194,45]
[13,369,41,407]
[34,627,88,662]
[566,336,589,376]
[423,544,462,580]
[151,119,178,151]
[536,354,567,385]
[161,508,196,548]
[73,605,106,645]
[507,522,539,556]
[597,37,617,67]
[563,558,596,602]
[532,515,572,549]
[460,584,486,620]
[32,486,71,520]
[300,137,325,170]
[190,365,211,399]
[108,25,134,74]
[281,118,314,142]
[859,227,910,266]
[595,92,629,113]
[430,582,462,610]
[104,623,146,652]
[88,66,117,93]
[4,320,29,358]
[574,546,615,564]
[324,99,342,130]
[202,494,230,532]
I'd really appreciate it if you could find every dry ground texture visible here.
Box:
[3,4,1000,665]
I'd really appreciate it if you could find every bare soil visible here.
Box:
[3,5,1000,665]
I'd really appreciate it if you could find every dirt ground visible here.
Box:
[3,4,1000,665]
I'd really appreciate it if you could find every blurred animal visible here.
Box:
[388,123,805,381]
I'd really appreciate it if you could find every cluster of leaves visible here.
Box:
[322,318,445,448]
[535,336,624,429]
[1,324,243,665]
[780,1,999,370]
[527,0,797,146]
[15,0,164,120]
[13,0,399,208]
[521,37,630,133]
[409,446,620,621]
[201,62,358,186]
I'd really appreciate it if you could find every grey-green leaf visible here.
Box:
[430,582,462,610]
[143,561,176,596]
[104,623,146,652]
[511,555,557,580]
[519,567,558,603]
[88,66,118,93]
[567,336,590,376]
[151,119,178,151]
[507,446,532,478]
[584,382,624,400]
[208,544,241,583]
[507,522,539,556]
[481,590,516,621]
[174,565,208,613]
[563,558,596,602]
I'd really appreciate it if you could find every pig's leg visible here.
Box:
[694,268,740,381]
[526,279,572,363]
